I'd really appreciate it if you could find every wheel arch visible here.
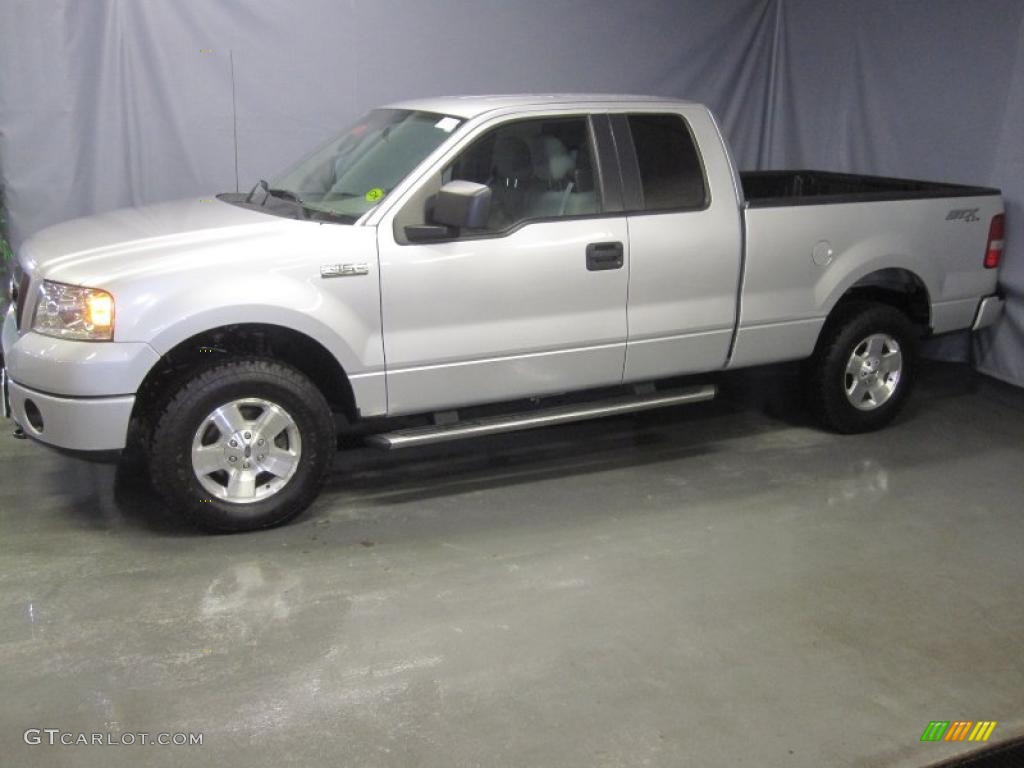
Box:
[131,323,359,430]
[820,267,932,339]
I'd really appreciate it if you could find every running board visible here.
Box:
[366,384,716,450]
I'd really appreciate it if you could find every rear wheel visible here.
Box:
[806,301,919,433]
[149,358,333,532]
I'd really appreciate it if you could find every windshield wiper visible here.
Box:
[269,187,303,204]
[245,179,270,205]
[245,180,303,206]
[303,208,358,225]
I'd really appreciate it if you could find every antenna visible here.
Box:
[230,50,240,193]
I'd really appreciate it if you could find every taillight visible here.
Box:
[984,213,1004,269]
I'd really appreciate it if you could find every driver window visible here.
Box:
[394,115,601,242]
[449,116,601,232]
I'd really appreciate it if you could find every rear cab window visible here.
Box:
[625,113,708,211]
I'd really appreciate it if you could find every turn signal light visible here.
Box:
[86,292,114,328]
[984,214,1005,269]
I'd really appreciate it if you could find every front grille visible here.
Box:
[14,270,29,330]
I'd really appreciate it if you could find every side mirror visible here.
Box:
[433,180,491,229]
[405,180,491,242]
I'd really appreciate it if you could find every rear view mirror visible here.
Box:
[404,180,492,242]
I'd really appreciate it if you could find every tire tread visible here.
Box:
[806,301,918,434]
[148,357,333,532]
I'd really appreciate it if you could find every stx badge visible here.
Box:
[946,208,980,222]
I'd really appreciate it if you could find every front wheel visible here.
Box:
[806,301,919,434]
[149,358,334,532]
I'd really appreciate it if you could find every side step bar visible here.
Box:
[366,384,716,450]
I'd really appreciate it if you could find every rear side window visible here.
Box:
[627,114,706,211]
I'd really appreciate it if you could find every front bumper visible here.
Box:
[5,377,135,450]
[2,306,156,451]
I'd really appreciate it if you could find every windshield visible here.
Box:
[270,109,463,221]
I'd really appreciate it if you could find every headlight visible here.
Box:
[32,280,115,341]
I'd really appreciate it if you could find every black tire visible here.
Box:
[806,301,919,434]
[149,358,333,532]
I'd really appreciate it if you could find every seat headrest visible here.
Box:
[531,136,575,182]
[493,135,532,179]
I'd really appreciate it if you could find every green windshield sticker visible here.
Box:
[364,188,384,203]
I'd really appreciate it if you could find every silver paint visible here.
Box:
[0,95,1004,454]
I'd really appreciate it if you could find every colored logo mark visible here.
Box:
[921,721,997,742]
[364,187,384,203]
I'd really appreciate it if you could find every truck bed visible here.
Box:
[740,170,999,208]
[731,170,1002,370]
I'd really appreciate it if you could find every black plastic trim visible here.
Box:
[741,170,1001,208]
[399,210,636,245]
[590,115,624,213]
[15,269,29,331]
[608,114,644,211]
[216,192,358,225]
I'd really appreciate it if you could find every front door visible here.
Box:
[377,114,629,415]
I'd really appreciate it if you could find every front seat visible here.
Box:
[528,136,598,218]
[488,135,534,230]
[528,136,577,218]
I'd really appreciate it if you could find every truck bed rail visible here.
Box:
[741,170,999,208]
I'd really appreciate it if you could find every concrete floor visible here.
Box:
[0,361,1022,767]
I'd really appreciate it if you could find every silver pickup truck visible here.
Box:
[1,94,1006,532]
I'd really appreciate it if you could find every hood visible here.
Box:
[19,196,318,286]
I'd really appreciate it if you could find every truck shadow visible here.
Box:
[105,359,989,535]
[311,359,985,513]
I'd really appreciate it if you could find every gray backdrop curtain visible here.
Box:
[1,0,1022,387]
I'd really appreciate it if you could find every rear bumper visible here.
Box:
[6,378,134,451]
[972,294,1005,331]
